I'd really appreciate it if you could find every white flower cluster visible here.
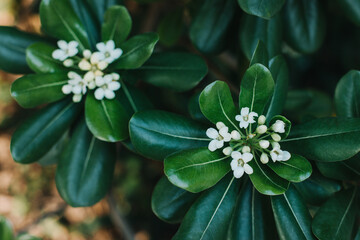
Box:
[52,40,122,102]
[206,107,291,179]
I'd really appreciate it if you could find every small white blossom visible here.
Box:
[270,147,291,162]
[242,146,251,153]
[223,147,233,156]
[52,40,79,61]
[259,140,270,149]
[230,151,253,178]
[94,74,121,100]
[271,133,281,142]
[231,130,241,140]
[63,59,74,67]
[256,125,267,134]
[258,115,266,125]
[271,120,286,133]
[62,72,87,103]
[96,40,123,64]
[260,153,269,164]
[235,107,258,129]
[206,122,231,152]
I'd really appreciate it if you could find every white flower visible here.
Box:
[242,146,251,153]
[96,40,123,64]
[256,125,267,134]
[259,140,270,149]
[271,120,286,133]
[260,153,269,164]
[270,147,291,162]
[52,40,79,61]
[235,107,258,129]
[94,74,121,100]
[62,72,87,103]
[230,151,254,178]
[231,130,241,140]
[271,133,281,142]
[206,122,231,152]
[258,115,266,125]
[222,147,233,156]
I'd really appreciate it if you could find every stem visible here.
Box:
[120,79,138,112]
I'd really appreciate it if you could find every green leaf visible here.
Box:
[102,6,132,45]
[38,131,69,166]
[26,42,68,73]
[129,110,209,161]
[86,0,123,24]
[151,176,199,223]
[189,0,237,54]
[248,155,289,195]
[117,83,154,114]
[239,14,282,59]
[334,70,360,118]
[316,153,360,180]
[337,0,360,26]
[11,99,80,164]
[173,175,239,240]
[164,147,231,193]
[239,63,275,115]
[11,73,68,108]
[56,120,116,207]
[228,179,278,240]
[271,185,315,240]
[269,115,291,139]
[157,9,184,47]
[312,188,358,240]
[250,40,269,67]
[40,0,90,50]
[0,216,14,240]
[188,92,208,123]
[0,26,45,74]
[268,154,312,183]
[294,172,341,206]
[112,33,159,69]
[283,0,326,54]
[199,81,239,131]
[265,55,289,120]
[281,118,360,162]
[85,93,130,142]
[133,52,207,92]
[238,0,285,19]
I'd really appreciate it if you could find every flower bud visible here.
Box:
[112,73,120,81]
[258,115,266,125]
[63,59,74,67]
[98,61,108,70]
[72,94,82,103]
[272,142,280,149]
[242,146,251,153]
[222,147,233,156]
[271,133,281,142]
[259,140,270,149]
[83,49,92,59]
[231,130,241,140]
[216,122,226,130]
[260,153,269,164]
[271,120,286,133]
[256,125,267,134]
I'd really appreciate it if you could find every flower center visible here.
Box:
[105,52,111,58]
[243,115,249,121]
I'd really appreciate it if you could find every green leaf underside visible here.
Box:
[282,117,360,162]
[238,0,285,19]
[165,147,231,193]
[11,99,81,164]
[56,120,116,207]
[173,175,240,240]
[129,110,209,161]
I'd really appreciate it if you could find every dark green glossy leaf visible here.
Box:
[26,42,68,73]
[281,118,360,162]
[239,14,282,59]
[86,0,123,24]
[151,176,199,223]
[102,6,132,45]
[157,9,184,47]
[269,115,291,139]
[38,131,69,166]
[250,40,269,67]
[312,188,358,240]
[199,81,239,131]
[173,175,239,240]
[337,0,360,26]
[335,70,360,118]
[117,82,153,114]
[129,110,208,161]
[56,120,116,207]
[294,172,341,206]
[228,179,277,240]
[134,52,207,91]
[188,92,208,123]
[271,185,315,240]
[248,155,289,195]
[113,33,159,69]
[316,153,360,180]
[85,93,130,142]
[164,147,231,193]
[239,63,274,115]
[11,73,68,108]
[238,0,285,19]
[40,0,90,50]
[11,99,80,164]
[189,0,236,54]
[0,216,14,240]
[265,55,289,120]
[268,154,311,183]
[283,0,326,54]
[0,26,44,74]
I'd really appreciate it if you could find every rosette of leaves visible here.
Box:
[0,0,207,207]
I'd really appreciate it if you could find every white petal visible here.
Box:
[208,140,218,152]
[106,40,115,50]
[230,159,238,170]
[270,151,278,162]
[94,88,105,100]
[222,133,231,142]
[52,49,66,61]
[72,85,82,94]
[91,52,103,63]
[96,42,106,52]
[87,81,96,89]
[215,140,224,149]
[57,40,67,50]
[72,94,82,102]
[231,151,241,160]
[206,128,218,139]
[95,76,105,86]
[249,111,258,118]
[84,71,95,82]
[112,48,123,59]
[233,168,245,178]
[104,89,115,99]
[68,41,79,49]
[112,73,120,80]
[108,81,121,91]
[79,60,92,70]
[98,61,108,70]
[103,74,113,83]
[241,107,249,115]
[219,126,229,136]
[242,152,253,163]
[235,115,242,121]
[281,151,291,161]
[239,121,249,129]
[83,49,92,59]
[216,122,226,129]
[62,85,72,94]
[243,164,253,174]
[67,48,78,57]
